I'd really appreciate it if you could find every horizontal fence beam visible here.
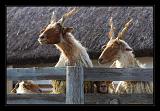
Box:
[7,67,66,80]
[7,94,153,104]
[7,67,153,81]
[84,67,153,81]
[7,94,65,104]
[85,93,153,104]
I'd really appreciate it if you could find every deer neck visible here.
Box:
[55,33,81,65]
[115,51,139,68]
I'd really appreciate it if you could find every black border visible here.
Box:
[1,0,160,110]
[2,0,160,6]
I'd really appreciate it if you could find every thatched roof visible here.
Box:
[7,7,153,65]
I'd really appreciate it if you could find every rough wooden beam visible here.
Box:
[7,67,153,81]
[7,67,66,80]
[7,94,153,104]
[84,67,153,81]
[7,94,65,104]
[7,81,13,93]
[85,93,153,104]
[7,66,13,93]
[66,66,84,104]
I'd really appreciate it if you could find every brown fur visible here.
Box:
[39,23,63,44]
[11,81,42,94]
[99,39,121,64]
[55,33,80,65]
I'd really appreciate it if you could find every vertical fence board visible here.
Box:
[7,81,13,93]
[7,66,13,93]
[66,66,84,104]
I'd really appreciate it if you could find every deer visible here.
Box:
[38,7,95,94]
[98,17,153,94]
[11,81,42,94]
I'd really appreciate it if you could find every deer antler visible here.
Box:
[108,17,116,39]
[50,11,56,23]
[58,7,80,26]
[117,18,133,40]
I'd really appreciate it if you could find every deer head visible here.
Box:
[38,7,79,44]
[11,81,42,94]
[98,17,133,64]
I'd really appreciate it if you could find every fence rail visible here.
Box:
[7,67,153,81]
[7,93,153,104]
[7,66,153,104]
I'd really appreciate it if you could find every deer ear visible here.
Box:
[63,27,74,33]
[125,47,133,51]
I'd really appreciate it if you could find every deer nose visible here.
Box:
[98,58,103,63]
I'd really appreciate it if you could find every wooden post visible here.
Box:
[7,81,13,93]
[66,66,84,104]
[7,66,13,93]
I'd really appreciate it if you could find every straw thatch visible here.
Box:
[7,7,153,65]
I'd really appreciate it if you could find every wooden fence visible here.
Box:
[7,66,153,104]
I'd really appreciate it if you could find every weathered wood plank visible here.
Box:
[66,66,84,104]
[7,67,153,81]
[7,94,65,104]
[85,94,153,104]
[7,94,153,104]
[7,67,66,80]
[7,81,13,93]
[84,67,153,81]
[7,66,13,93]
